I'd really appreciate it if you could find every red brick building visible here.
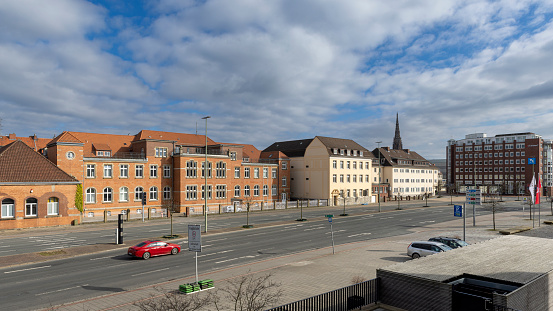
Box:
[0,140,80,229]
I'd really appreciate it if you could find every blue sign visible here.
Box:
[528,158,536,165]
[454,205,462,217]
[328,217,333,223]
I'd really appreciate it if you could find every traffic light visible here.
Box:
[142,192,147,205]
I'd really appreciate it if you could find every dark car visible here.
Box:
[428,237,469,249]
[128,240,181,259]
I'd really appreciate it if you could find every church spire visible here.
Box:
[393,113,403,150]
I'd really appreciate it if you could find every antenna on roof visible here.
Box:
[196,122,198,135]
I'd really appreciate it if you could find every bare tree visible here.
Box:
[484,193,504,231]
[210,273,282,311]
[135,288,211,311]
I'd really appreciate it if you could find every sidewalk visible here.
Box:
[42,204,552,311]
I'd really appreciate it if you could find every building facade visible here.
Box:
[264,136,375,205]
[446,132,550,195]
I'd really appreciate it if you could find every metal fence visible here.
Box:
[268,278,379,311]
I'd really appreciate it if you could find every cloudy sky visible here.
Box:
[1,0,553,158]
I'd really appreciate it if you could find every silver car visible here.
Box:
[407,241,452,259]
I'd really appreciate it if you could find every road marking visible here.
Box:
[215,255,257,264]
[198,250,234,257]
[147,229,167,232]
[206,238,227,242]
[419,221,436,224]
[5,265,51,274]
[0,249,15,253]
[90,255,114,261]
[325,230,345,235]
[347,233,372,238]
[0,245,11,248]
[304,226,325,231]
[36,284,89,296]
[131,268,170,277]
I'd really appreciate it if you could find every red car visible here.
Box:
[128,240,181,259]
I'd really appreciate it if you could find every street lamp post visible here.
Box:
[376,141,382,212]
[202,116,211,233]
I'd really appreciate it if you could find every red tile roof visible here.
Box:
[49,131,83,145]
[0,140,79,183]
[0,134,50,152]
[135,130,215,146]
[63,132,135,157]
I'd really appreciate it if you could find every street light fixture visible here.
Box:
[376,141,382,212]
[202,116,211,233]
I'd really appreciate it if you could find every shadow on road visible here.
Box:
[82,285,125,292]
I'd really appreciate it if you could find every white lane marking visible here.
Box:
[325,230,346,235]
[100,235,113,238]
[198,250,234,257]
[5,265,52,274]
[399,218,412,221]
[206,238,227,242]
[147,229,167,232]
[36,284,89,296]
[348,233,372,238]
[90,255,114,261]
[131,268,170,277]
[0,245,11,248]
[215,255,257,264]
[304,227,325,231]
[419,221,436,224]
[0,250,15,253]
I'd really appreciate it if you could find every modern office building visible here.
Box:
[446,132,550,195]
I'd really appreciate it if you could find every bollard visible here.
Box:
[126,209,130,221]
[104,210,107,223]
[148,207,151,220]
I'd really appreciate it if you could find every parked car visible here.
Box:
[128,240,181,260]
[407,241,452,259]
[428,237,469,249]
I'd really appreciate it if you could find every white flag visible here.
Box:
[529,175,536,204]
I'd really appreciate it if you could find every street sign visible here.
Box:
[325,214,334,218]
[188,224,202,252]
[328,217,333,223]
[528,158,536,165]
[454,205,462,217]
[466,189,481,205]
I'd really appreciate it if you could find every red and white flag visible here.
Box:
[529,175,536,204]
[536,177,541,205]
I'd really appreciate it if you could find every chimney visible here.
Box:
[8,133,16,140]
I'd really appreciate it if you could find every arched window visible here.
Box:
[135,187,143,201]
[253,185,260,196]
[234,185,240,197]
[163,186,171,200]
[86,188,96,203]
[1,198,15,218]
[103,187,113,202]
[149,186,158,200]
[120,187,129,202]
[47,197,59,215]
[25,198,38,216]
[263,185,268,196]
[244,185,250,197]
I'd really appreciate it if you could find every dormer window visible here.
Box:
[97,151,104,156]
[360,151,363,157]
[347,150,351,156]
[333,148,338,154]
[340,149,344,155]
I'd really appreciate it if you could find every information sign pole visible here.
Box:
[325,215,335,254]
[464,203,466,241]
[188,225,202,284]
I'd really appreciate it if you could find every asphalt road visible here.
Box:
[0,197,526,310]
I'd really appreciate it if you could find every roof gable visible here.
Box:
[0,140,79,183]
[262,138,314,157]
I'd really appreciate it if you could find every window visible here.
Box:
[120,187,129,202]
[103,187,113,202]
[230,152,237,160]
[340,174,344,183]
[272,168,277,178]
[135,187,144,201]
[103,164,113,178]
[86,188,96,203]
[163,186,171,200]
[244,185,250,196]
[216,185,226,199]
[333,160,337,169]
[25,198,37,217]
[234,185,240,197]
[201,185,212,200]
[47,197,59,215]
[254,185,260,196]
[201,161,212,178]
[272,185,277,196]
[216,161,226,178]
[1,198,15,218]
[150,165,158,178]
[136,165,144,178]
[235,167,240,178]
[347,161,351,169]
[353,175,357,182]
[186,161,197,178]
[155,147,168,157]
[347,175,351,183]
[86,164,96,178]
[282,162,287,170]
[353,162,357,169]
[263,185,268,196]
[333,174,337,183]
[245,167,250,178]
[282,177,287,187]
[365,162,370,169]
[150,186,158,200]
[163,165,171,178]
[186,186,197,200]
[263,168,268,178]
[120,164,128,178]
[340,161,344,169]
[254,168,260,178]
